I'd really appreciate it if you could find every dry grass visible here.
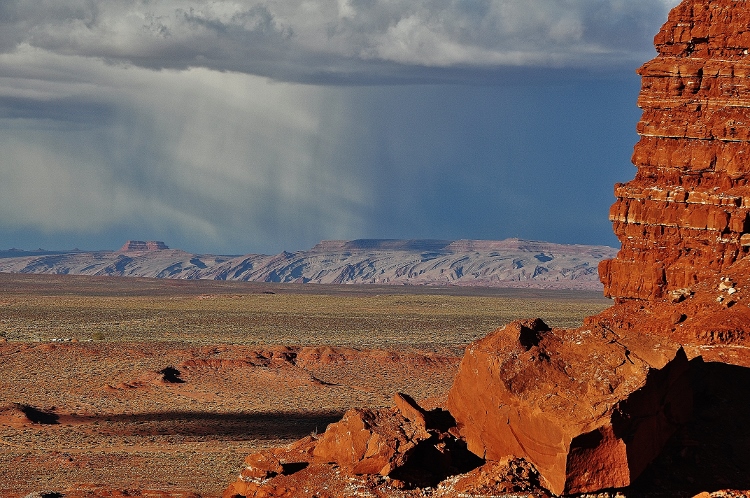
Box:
[0,273,611,351]
[0,273,611,495]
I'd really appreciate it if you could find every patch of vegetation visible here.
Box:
[0,273,612,350]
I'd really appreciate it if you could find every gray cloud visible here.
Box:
[0,50,374,253]
[0,0,679,83]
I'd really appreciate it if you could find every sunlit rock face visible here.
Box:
[600,0,750,301]
[445,318,692,495]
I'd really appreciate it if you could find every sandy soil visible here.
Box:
[0,273,611,496]
[0,341,462,494]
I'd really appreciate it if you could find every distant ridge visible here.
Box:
[311,239,454,252]
[119,240,169,252]
[0,248,84,259]
[0,238,618,290]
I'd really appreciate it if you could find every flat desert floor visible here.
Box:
[0,273,611,496]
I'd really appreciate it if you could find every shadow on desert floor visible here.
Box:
[58,410,345,440]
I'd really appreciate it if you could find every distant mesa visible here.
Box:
[310,239,454,252]
[0,238,616,290]
[309,238,614,256]
[118,240,169,252]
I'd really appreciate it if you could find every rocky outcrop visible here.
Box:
[223,394,485,497]
[600,0,750,301]
[446,319,693,495]
[447,3,750,489]
[0,404,59,427]
[311,406,432,476]
[219,315,711,497]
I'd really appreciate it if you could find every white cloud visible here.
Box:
[0,0,681,83]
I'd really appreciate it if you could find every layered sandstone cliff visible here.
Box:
[600,0,750,301]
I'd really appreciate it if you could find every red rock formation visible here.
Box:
[311,406,431,476]
[0,404,59,427]
[593,257,750,352]
[445,318,693,495]
[223,394,486,497]
[600,0,750,301]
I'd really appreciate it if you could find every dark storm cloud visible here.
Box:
[0,0,678,84]
[0,0,681,254]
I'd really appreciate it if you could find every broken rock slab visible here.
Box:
[223,393,485,497]
[446,318,693,495]
[312,405,431,476]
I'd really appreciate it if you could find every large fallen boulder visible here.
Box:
[446,318,693,495]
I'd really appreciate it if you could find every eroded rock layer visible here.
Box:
[600,0,750,301]
[445,319,693,495]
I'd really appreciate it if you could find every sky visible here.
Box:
[0,0,681,255]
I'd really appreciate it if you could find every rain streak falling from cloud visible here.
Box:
[0,0,680,254]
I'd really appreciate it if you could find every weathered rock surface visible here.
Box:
[592,257,750,355]
[446,318,693,495]
[311,406,431,476]
[600,0,750,301]
[223,394,485,497]
[0,238,615,290]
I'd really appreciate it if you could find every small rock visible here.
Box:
[393,392,427,428]
[241,452,284,479]
[669,288,692,303]
[312,407,431,476]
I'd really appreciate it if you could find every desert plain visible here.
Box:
[0,272,611,496]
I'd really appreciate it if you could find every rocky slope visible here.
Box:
[0,238,616,290]
[222,1,750,496]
